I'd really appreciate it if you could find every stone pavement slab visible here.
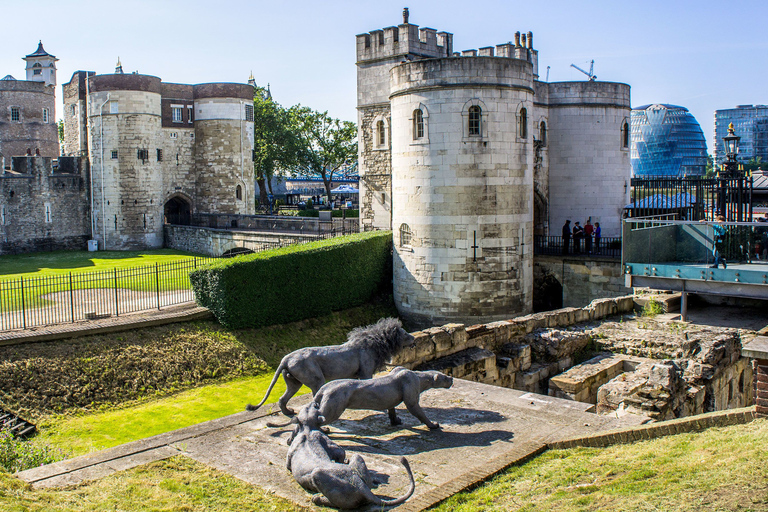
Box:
[17,379,646,511]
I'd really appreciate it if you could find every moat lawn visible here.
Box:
[0,249,207,280]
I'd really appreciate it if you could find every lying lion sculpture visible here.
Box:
[281,367,452,438]
[287,401,415,509]
[247,318,415,416]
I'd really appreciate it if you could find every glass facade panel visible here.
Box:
[631,104,708,177]
[713,105,768,165]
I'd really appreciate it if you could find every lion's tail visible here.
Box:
[377,457,415,506]
[245,360,286,412]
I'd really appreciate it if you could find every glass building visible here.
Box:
[631,104,708,177]
[713,105,768,165]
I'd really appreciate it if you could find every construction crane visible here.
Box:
[570,60,596,81]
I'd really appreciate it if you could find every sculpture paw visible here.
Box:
[427,422,441,430]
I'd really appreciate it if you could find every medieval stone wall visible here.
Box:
[546,81,631,238]
[0,80,58,159]
[193,109,254,216]
[88,87,164,250]
[0,157,89,254]
[390,295,754,421]
[534,255,631,308]
[389,56,535,328]
[358,104,391,231]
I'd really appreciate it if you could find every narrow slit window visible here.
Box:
[236,185,242,200]
[518,108,528,138]
[413,109,424,139]
[622,121,630,148]
[377,120,386,146]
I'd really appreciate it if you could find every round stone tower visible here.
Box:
[192,83,255,216]
[389,56,535,327]
[87,74,164,250]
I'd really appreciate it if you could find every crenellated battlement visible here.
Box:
[451,31,538,78]
[356,22,453,63]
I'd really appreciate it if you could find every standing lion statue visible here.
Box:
[246,317,415,416]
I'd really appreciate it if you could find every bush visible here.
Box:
[0,428,62,472]
[191,231,392,329]
[641,299,663,317]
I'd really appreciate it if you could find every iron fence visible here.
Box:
[629,176,753,222]
[534,235,622,259]
[0,257,217,332]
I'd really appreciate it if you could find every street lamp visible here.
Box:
[722,122,741,177]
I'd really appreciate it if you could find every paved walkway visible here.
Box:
[16,380,647,511]
[0,302,212,346]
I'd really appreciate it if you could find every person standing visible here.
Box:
[594,222,602,254]
[562,220,571,255]
[572,221,584,254]
[709,215,727,269]
[584,219,594,254]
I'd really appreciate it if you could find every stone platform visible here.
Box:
[17,379,646,511]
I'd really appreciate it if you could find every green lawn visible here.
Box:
[0,249,208,280]
[0,249,212,312]
[39,374,305,457]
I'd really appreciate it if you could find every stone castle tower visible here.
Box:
[357,10,631,327]
[62,69,255,250]
[0,42,59,161]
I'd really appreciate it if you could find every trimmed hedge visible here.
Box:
[298,209,359,218]
[190,231,392,328]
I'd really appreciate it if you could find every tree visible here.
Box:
[704,154,715,177]
[252,86,301,206]
[291,107,357,206]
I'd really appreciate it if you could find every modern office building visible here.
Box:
[713,105,768,165]
[630,104,708,177]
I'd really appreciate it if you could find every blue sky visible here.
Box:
[3,0,766,154]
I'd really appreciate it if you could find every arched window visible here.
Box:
[399,223,412,246]
[413,109,424,139]
[518,108,528,138]
[539,121,547,146]
[468,106,482,136]
[236,185,242,200]
[622,121,630,148]
[377,120,386,146]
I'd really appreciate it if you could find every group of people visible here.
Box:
[561,219,601,255]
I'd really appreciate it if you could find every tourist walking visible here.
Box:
[572,221,584,254]
[584,219,594,254]
[562,220,571,255]
[594,222,602,254]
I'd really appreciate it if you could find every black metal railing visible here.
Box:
[0,257,216,332]
[534,235,622,259]
[629,176,753,222]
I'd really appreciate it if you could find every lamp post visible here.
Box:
[717,123,741,220]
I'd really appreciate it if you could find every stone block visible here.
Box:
[414,332,436,360]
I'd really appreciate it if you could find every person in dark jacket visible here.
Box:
[562,220,571,255]
[572,221,584,254]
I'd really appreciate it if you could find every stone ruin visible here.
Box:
[391,295,754,422]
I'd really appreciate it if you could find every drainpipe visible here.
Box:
[97,93,110,249]
[86,76,96,241]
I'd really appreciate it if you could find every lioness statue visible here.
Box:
[247,318,415,416]
[305,366,453,432]
[287,401,415,509]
